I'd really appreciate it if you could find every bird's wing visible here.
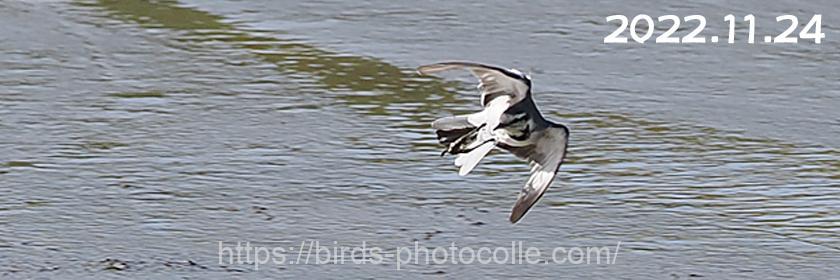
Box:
[416,61,530,108]
[509,124,569,223]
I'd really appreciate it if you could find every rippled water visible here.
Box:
[1,0,839,278]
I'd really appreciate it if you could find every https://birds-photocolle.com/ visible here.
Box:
[417,61,569,224]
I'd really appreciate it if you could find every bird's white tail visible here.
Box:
[455,141,495,176]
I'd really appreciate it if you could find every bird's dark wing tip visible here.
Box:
[509,212,523,224]
[509,197,534,224]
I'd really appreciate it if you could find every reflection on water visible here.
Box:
[0,0,838,279]
[83,0,465,119]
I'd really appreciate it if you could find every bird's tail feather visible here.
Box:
[454,141,494,176]
[432,112,487,155]
[433,115,475,147]
[432,112,484,130]
[432,112,495,175]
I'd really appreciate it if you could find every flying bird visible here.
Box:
[417,61,569,223]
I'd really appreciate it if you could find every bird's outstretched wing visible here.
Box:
[509,123,569,223]
[416,61,530,108]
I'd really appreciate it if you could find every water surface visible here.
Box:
[1,0,838,278]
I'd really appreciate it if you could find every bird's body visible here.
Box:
[418,61,569,223]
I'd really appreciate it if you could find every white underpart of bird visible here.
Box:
[453,95,511,176]
[417,61,570,224]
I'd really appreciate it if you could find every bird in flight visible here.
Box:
[417,61,569,223]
